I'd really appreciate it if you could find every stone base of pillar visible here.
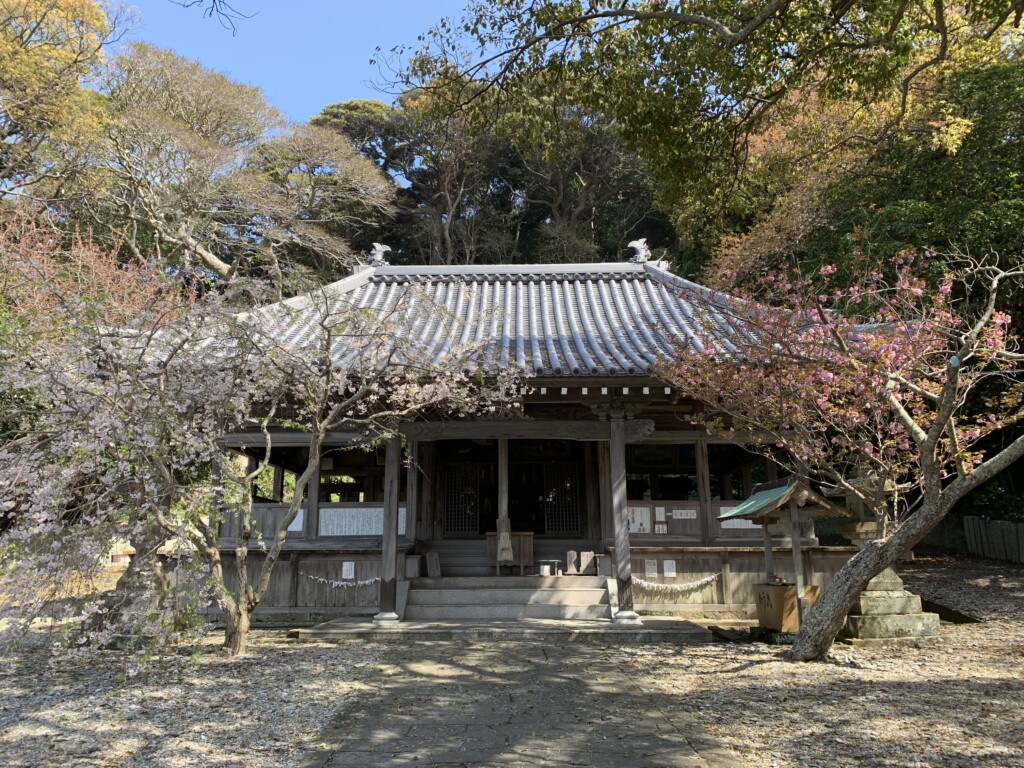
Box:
[372,612,400,625]
[613,610,642,625]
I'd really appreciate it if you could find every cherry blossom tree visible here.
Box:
[659,251,1024,661]
[0,214,519,656]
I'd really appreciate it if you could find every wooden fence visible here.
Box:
[964,516,1024,564]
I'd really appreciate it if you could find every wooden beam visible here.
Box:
[399,419,654,442]
[222,430,364,447]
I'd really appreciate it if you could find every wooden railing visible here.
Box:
[220,504,306,542]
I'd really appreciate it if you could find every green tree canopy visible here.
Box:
[403,1,1024,267]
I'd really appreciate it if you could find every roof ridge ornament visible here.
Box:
[627,238,651,263]
[369,242,392,267]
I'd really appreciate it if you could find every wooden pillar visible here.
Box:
[306,453,321,541]
[582,442,601,540]
[406,440,418,541]
[609,418,641,624]
[373,435,402,624]
[790,499,805,628]
[418,443,436,541]
[597,441,614,541]
[496,438,512,574]
[697,440,714,543]
[762,522,776,581]
[498,438,509,521]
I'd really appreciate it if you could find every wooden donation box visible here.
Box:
[755,584,821,633]
[486,531,534,575]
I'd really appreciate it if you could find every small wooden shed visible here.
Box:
[718,478,848,631]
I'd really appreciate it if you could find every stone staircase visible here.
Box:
[403,575,613,621]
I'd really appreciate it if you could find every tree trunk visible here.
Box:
[790,496,950,661]
[223,605,252,656]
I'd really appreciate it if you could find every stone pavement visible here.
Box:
[306,641,740,768]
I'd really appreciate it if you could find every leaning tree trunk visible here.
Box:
[790,497,951,661]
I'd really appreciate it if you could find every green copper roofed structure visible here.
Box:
[719,478,848,630]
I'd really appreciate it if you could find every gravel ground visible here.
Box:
[1,555,1021,768]
[0,634,387,767]
[626,555,1024,768]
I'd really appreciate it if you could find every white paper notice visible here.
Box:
[672,508,697,520]
[341,561,355,579]
[644,559,658,577]
[662,560,677,578]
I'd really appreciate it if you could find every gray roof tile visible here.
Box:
[250,260,744,377]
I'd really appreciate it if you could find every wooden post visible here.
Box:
[597,441,614,540]
[373,435,402,624]
[306,452,321,541]
[609,418,641,624]
[498,438,509,521]
[762,522,776,582]
[790,499,805,629]
[696,440,713,543]
[406,440,418,541]
[418,443,436,542]
[496,438,513,574]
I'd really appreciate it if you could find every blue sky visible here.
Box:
[122,1,469,122]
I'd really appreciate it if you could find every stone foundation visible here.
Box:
[841,568,939,644]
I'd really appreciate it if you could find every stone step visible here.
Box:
[842,612,940,640]
[850,592,923,616]
[411,575,607,590]
[403,603,613,621]
[406,588,610,607]
[437,566,498,577]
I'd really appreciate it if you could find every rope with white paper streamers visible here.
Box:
[631,573,720,595]
[302,573,382,589]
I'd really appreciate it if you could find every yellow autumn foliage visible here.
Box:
[0,0,112,186]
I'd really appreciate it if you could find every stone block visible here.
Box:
[841,612,939,639]
[865,568,905,592]
[850,591,923,616]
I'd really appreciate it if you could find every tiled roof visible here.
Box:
[251,260,750,378]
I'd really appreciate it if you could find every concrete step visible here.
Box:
[437,566,498,577]
[407,588,609,606]
[411,576,607,590]
[403,603,613,621]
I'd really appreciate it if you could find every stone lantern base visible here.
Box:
[840,568,940,645]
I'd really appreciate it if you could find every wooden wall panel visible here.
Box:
[221,554,292,607]
[295,555,381,608]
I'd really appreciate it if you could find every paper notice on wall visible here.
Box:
[672,508,697,520]
[655,507,666,522]
[654,522,668,534]
[341,561,355,580]
[644,559,658,577]
[317,506,407,536]
[662,560,677,578]
[627,506,652,534]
